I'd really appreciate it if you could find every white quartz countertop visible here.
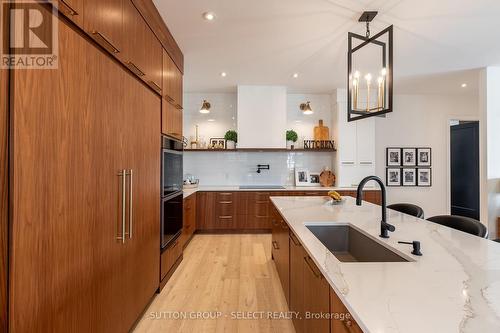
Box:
[182,185,377,199]
[270,196,500,333]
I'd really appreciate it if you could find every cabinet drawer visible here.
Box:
[161,239,182,280]
[217,192,234,203]
[250,192,269,202]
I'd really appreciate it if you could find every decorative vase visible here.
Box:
[286,140,295,149]
[227,140,236,149]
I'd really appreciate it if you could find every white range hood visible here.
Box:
[237,85,287,148]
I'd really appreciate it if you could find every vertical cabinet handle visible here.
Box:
[117,169,127,243]
[128,169,133,239]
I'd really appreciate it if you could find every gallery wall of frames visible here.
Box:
[386,147,432,187]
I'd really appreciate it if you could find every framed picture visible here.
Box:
[417,168,432,186]
[402,148,417,166]
[295,169,310,186]
[309,172,321,185]
[209,138,226,149]
[386,168,401,186]
[417,148,432,166]
[386,148,402,166]
[402,168,417,186]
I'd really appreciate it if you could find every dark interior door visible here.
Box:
[451,122,480,219]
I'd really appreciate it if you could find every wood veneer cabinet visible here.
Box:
[162,49,183,108]
[10,15,159,333]
[180,194,196,248]
[84,0,125,55]
[162,99,183,140]
[289,231,304,333]
[57,0,84,26]
[303,255,330,333]
[270,205,290,303]
[0,7,7,328]
[330,288,364,333]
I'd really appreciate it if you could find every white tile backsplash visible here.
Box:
[184,151,334,186]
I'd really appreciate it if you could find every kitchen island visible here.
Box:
[270,196,500,333]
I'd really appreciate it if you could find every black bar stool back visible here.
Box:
[387,203,425,219]
[427,215,488,238]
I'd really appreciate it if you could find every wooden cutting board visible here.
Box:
[314,120,329,141]
[320,170,335,187]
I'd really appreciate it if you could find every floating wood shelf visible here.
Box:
[184,148,337,152]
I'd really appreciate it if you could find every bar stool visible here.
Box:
[427,215,488,238]
[387,203,425,219]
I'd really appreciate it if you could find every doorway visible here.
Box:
[450,121,480,219]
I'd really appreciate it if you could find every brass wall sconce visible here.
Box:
[199,100,211,114]
[300,101,313,115]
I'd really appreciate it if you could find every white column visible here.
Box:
[479,67,500,237]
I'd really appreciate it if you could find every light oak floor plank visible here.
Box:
[134,234,295,333]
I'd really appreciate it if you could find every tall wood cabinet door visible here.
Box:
[146,29,163,93]
[331,288,364,333]
[84,0,124,55]
[289,232,304,333]
[303,255,330,333]
[122,0,148,77]
[196,192,216,230]
[57,0,84,26]
[122,72,161,330]
[162,50,175,103]
[10,16,126,333]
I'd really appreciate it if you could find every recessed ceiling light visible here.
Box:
[293,73,299,78]
[220,72,227,77]
[461,83,467,88]
[203,12,216,21]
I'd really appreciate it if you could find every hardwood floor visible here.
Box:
[134,235,295,333]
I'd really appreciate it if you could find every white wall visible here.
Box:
[375,93,479,219]
[183,93,237,146]
[183,92,335,185]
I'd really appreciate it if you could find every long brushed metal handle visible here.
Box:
[117,169,126,243]
[148,81,162,92]
[128,169,133,239]
[127,61,145,77]
[59,0,78,16]
[290,232,301,246]
[91,31,120,54]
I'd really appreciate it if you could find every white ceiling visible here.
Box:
[153,0,500,94]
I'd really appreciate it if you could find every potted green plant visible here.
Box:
[286,130,298,149]
[224,130,238,149]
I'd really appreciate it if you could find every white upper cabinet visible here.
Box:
[237,86,287,148]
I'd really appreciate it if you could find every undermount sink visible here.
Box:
[305,224,409,263]
[239,185,286,189]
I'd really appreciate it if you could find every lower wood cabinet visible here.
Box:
[160,238,182,281]
[331,288,364,333]
[271,205,290,303]
[289,231,304,333]
[180,194,196,249]
[303,255,330,333]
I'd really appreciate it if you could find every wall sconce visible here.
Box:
[348,11,393,122]
[199,100,211,114]
[300,101,313,115]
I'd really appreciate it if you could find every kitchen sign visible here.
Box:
[303,140,335,149]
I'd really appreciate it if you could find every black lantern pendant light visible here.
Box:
[347,11,393,122]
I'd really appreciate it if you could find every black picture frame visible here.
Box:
[417,168,432,187]
[386,168,402,186]
[386,147,402,166]
[347,25,393,122]
[417,148,432,166]
[402,148,417,166]
[209,138,226,149]
[402,168,417,186]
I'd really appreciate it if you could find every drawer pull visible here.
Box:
[91,31,120,54]
[290,232,301,246]
[304,256,321,278]
[59,0,78,16]
[126,61,145,77]
[341,161,355,165]
[148,81,162,92]
[272,241,279,250]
